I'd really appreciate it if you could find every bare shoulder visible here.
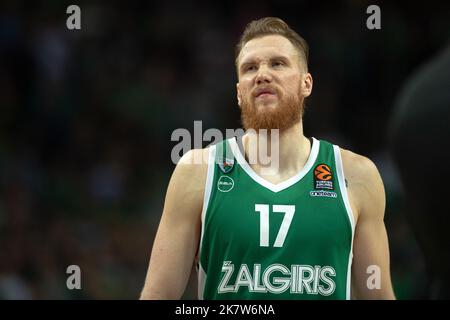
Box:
[171,147,211,191]
[177,147,211,166]
[339,147,385,219]
[339,148,380,182]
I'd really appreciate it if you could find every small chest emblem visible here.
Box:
[314,164,334,190]
[311,163,337,198]
[218,157,234,174]
[218,175,234,192]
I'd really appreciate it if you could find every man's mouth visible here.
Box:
[254,87,277,98]
[258,92,275,98]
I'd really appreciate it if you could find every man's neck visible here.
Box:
[242,121,311,180]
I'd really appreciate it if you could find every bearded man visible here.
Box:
[140,17,395,300]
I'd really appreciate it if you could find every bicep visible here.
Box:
[352,214,394,299]
[349,157,395,299]
[141,150,206,299]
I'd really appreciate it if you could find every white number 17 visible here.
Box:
[255,204,295,248]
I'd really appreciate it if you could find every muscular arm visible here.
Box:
[342,150,396,300]
[140,148,209,299]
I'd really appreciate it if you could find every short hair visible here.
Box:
[235,17,309,72]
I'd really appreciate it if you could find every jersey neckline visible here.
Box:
[228,136,320,193]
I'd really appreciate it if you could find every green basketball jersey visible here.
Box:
[197,137,355,300]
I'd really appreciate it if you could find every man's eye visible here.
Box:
[272,61,284,67]
[245,65,256,72]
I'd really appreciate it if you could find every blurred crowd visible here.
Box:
[0,0,448,299]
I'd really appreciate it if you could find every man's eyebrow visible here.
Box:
[270,55,290,62]
[240,55,291,68]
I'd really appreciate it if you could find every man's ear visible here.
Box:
[236,83,242,108]
[301,73,313,98]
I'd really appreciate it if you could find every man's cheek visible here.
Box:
[243,90,253,103]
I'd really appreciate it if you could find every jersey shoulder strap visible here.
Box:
[215,138,235,174]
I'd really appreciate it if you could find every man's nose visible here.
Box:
[255,65,272,84]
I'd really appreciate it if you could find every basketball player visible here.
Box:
[140,17,395,300]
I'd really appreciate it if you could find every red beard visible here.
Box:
[240,87,304,132]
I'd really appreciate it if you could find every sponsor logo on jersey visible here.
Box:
[313,164,334,190]
[218,261,336,296]
[310,190,337,198]
[218,157,234,174]
[218,175,234,192]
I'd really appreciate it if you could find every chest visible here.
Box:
[207,168,352,252]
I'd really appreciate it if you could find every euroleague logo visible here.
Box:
[314,164,332,181]
[313,164,334,190]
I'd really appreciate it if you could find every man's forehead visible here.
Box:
[239,35,297,63]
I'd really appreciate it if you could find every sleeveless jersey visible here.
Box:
[197,137,355,300]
